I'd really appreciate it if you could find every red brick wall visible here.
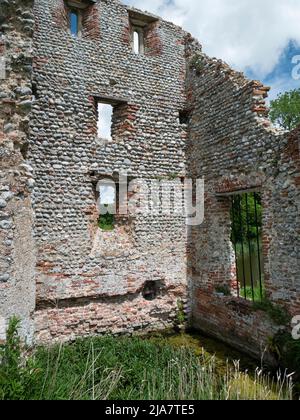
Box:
[82,4,100,41]
[186,45,300,359]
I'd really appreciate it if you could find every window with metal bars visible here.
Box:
[230,192,265,302]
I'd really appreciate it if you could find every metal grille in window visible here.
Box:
[230,192,264,302]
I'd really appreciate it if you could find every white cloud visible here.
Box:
[100,185,116,205]
[97,103,113,140]
[124,0,300,80]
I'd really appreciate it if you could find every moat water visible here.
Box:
[148,330,259,372]
[147,330,297,399]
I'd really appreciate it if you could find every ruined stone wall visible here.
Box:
[0,0,35,342]
[266,127,300,316]
[1,0,298,353]
[186,51,300,358]
[31,0,192,343]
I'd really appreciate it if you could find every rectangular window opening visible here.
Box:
[65,1,99,39]
[132,28,144,55]
[179,110,190,125]
[98,180,117,231]
[230,192,265,302]
[97,103,114,141]
[70,10,78,36]
[128,10,158,55]
[91,173,134,232]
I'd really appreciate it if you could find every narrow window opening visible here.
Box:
[32,82,38,100]
[97,103,113,140]
[65,0,98,39]
[230,192,264,302]
[133,30,142,54]
[70,9,79,36]
[131,27,144,55]
[128,10,159,56]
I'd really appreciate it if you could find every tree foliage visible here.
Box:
[269,88,300,131]
[231,193,262,244]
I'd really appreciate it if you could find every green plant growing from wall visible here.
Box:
[252,299,290,326]
[0,317,39,400]
[189,54,205,75]
[175,300,186,329]
[98,205,115,231]
[244,285,266,302]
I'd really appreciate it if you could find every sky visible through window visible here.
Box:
[133,31,140,54]
[100,185,116,206]
[97,103,113,140]
[70,10,78,36]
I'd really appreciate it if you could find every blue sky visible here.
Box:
[247,40,300,101]
[124,0,300,102]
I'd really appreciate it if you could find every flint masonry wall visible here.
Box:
[0,0,36,342]
[186,53,300,359]
[31,0,192,343]
[0,0,298,355]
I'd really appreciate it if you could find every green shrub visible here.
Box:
[189,55,205,74]
[168,173,180,180]
[98,213,115,231]
[175,300,186,326]
[0,317,39,400]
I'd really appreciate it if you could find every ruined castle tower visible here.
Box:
[0,0,299,357]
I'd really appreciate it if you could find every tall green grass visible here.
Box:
[0,319,294,400]
[244,285,265,302]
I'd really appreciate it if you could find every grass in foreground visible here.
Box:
[0,319,294,400]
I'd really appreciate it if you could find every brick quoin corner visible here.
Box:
[0,0,299,360]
